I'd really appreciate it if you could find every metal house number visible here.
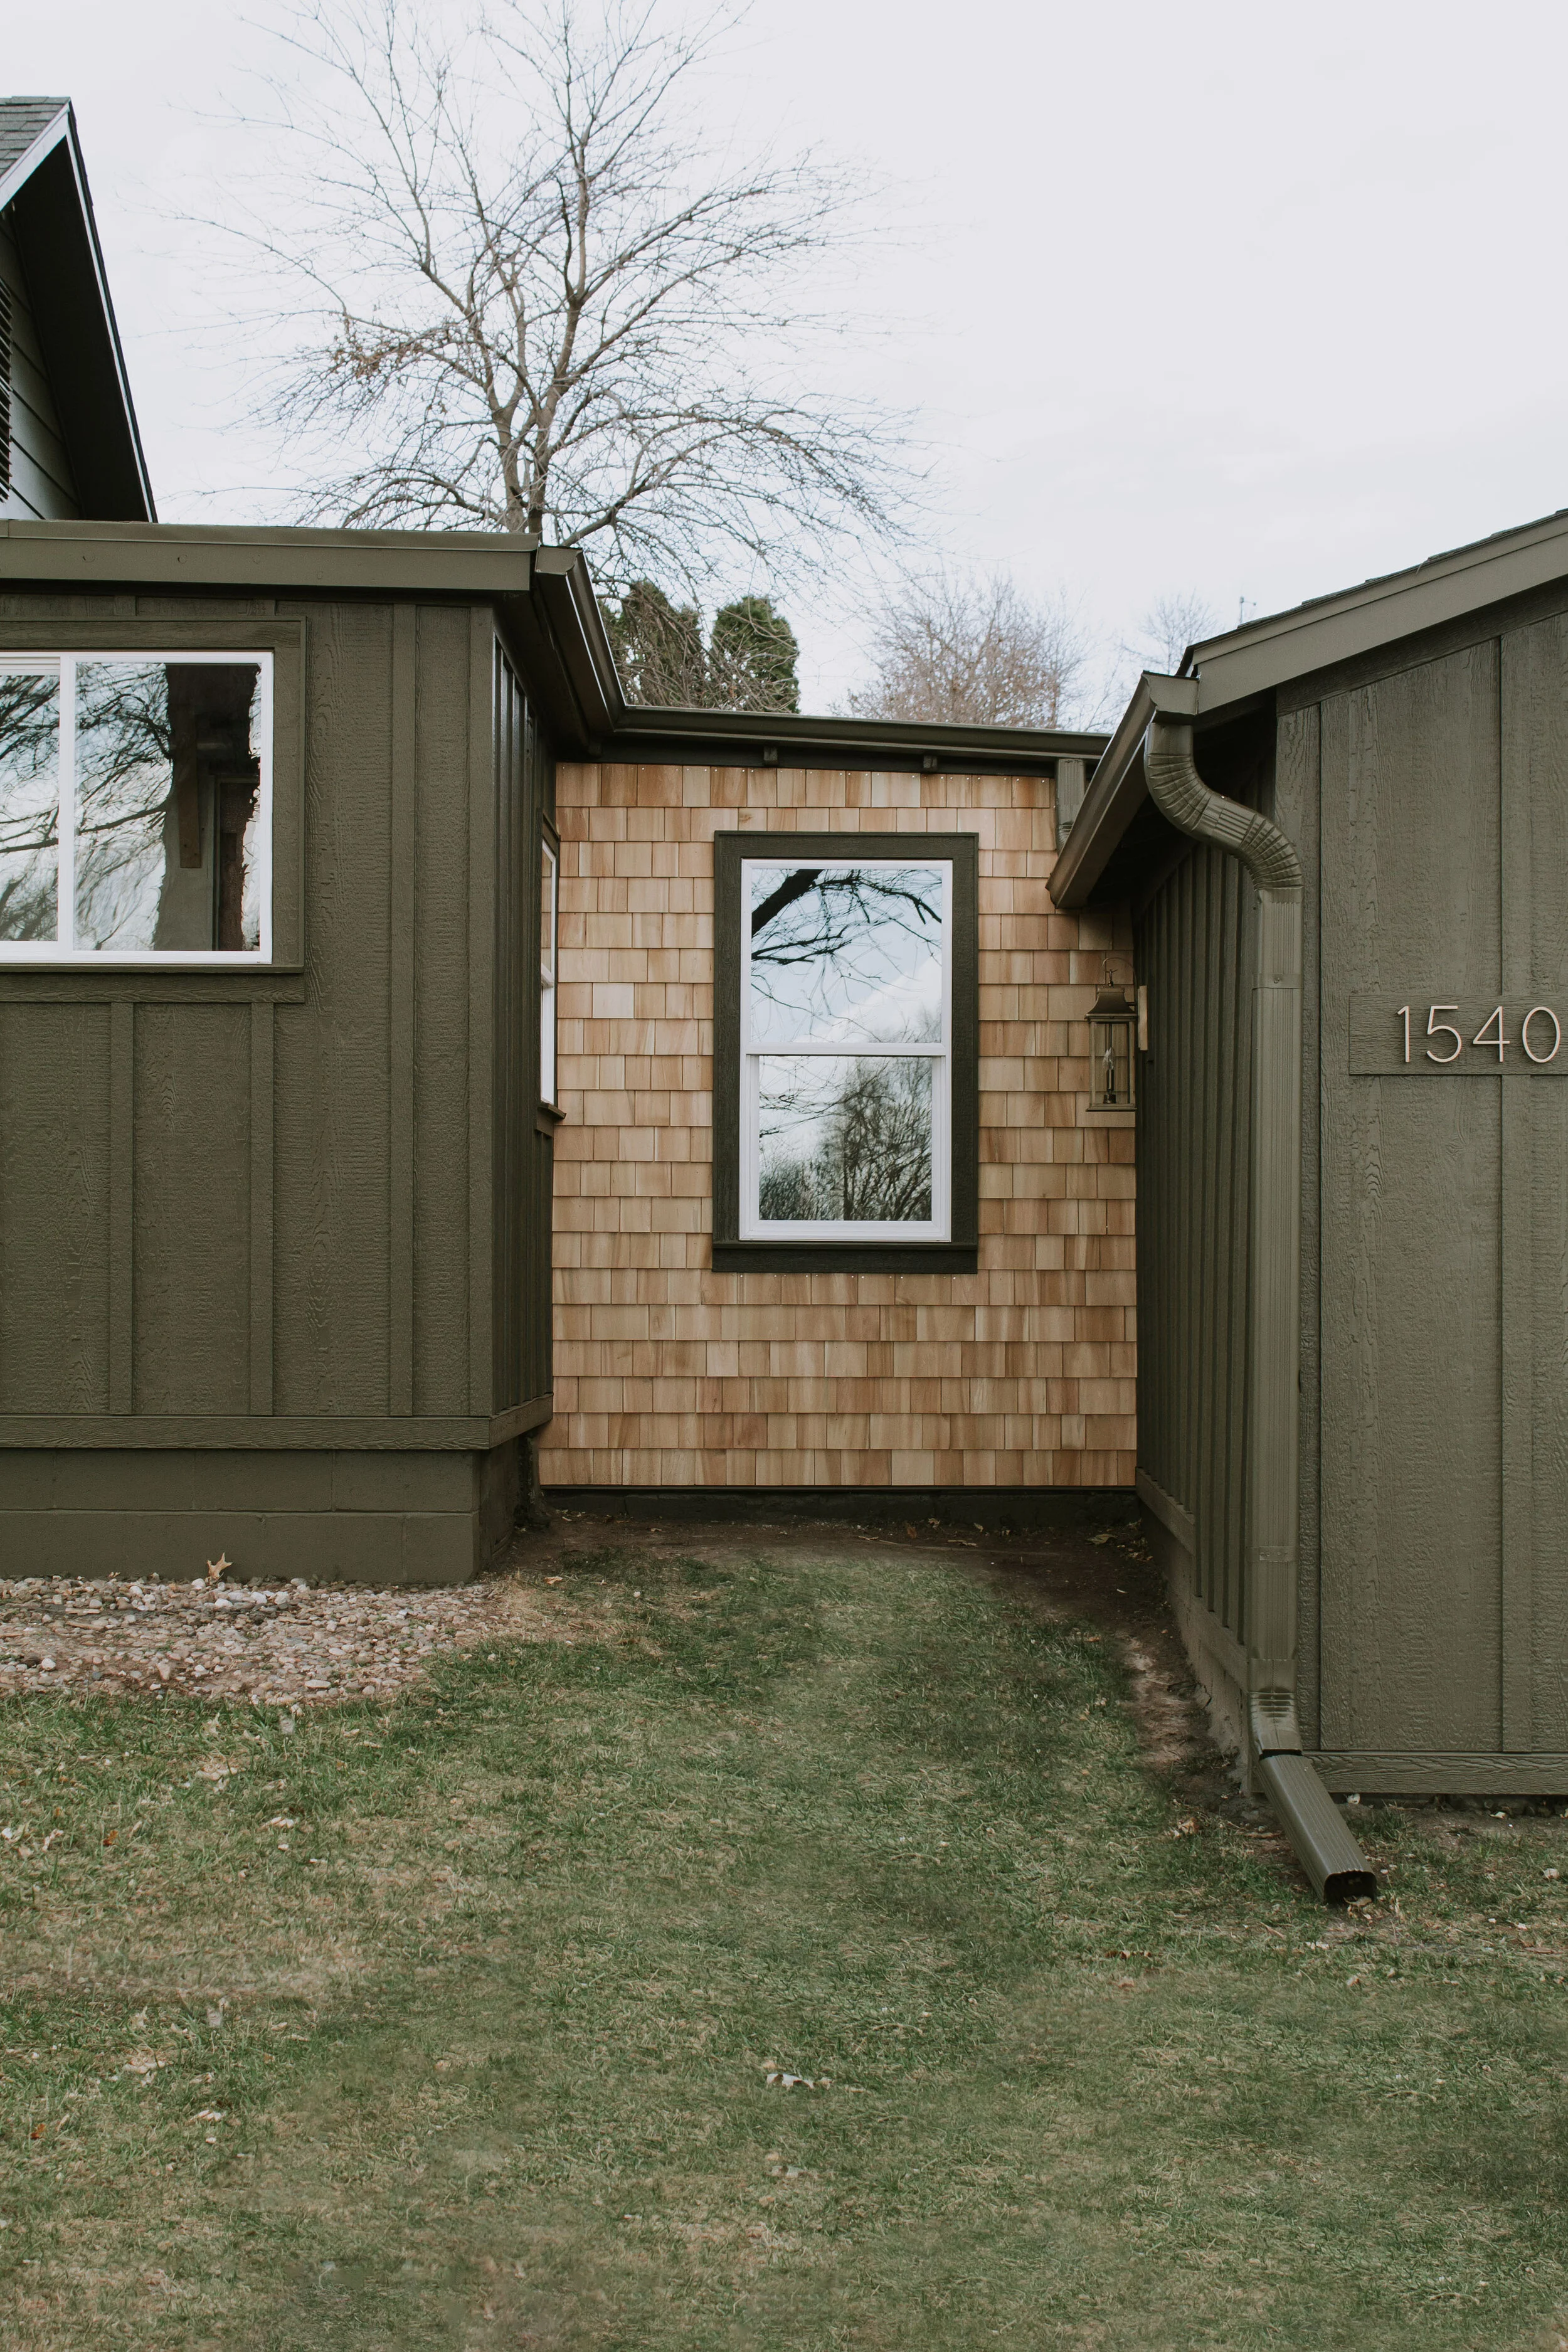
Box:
[1348,995,1568,1076]
[1397,1003,1562,1065]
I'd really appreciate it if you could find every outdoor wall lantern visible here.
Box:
[1089,963,1136,1110]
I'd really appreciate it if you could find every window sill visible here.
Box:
[535,1103,566,1135]
[712,1240,978,1274]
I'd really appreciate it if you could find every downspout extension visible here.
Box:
[1143,718,1375,1905]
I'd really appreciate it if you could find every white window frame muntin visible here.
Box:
[739,855,951,1242]
[0,649,274,964]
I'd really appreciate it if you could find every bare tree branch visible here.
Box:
[213,0,916,597]
[847,571,1091,729]
[1123,590,1217,677]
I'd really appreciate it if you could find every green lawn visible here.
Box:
[3,1534,1567,2349]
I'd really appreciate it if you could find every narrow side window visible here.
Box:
[540,830,558,1104]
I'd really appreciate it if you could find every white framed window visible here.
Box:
[540,829,558,1104]
[739,856,951,1240]
[0,650,273,962]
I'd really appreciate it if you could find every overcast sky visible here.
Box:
[11,0,1568,715]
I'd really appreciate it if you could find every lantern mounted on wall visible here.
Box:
[1089,963,1136,1110]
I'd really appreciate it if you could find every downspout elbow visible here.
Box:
[1144,718,1303,898]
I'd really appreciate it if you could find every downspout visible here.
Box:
[1143,718,1375,1904]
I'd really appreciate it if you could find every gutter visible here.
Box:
[1142,717,1375,1906]
[1049,672,1187,906]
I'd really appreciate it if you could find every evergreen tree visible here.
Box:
[708,596,800,714]
[609,587,801,714]
[606,581,707,706]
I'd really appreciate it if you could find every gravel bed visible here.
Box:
[0,1568,505,1711]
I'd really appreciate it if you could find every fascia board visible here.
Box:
[0,519,536,597]
[0,103,68,215]
[57,107,156,520]
[612,704,1108,768]
[531,549,624,736]
[1192,507,1568,709]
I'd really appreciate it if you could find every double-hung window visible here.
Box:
[0,652,273,961]
[713,830,978,1271]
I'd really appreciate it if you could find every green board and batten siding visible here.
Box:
[1134,839,1254,1707]
[1305,619,1568,1788]
[0,590,553,1584]
[1136,601,1568,1792]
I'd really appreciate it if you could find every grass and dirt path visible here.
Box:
[3,1517,1567,2349]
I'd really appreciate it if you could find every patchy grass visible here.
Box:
[2,1537,1567,2349]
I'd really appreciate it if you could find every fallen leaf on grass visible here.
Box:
[193,2108,225,2123]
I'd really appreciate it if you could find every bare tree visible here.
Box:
[1126,590,1217,677]
[847,571,1091,729]
[759,1059,933,1222]
[225,0,909,595]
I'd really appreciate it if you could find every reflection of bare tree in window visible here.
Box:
[75,664,262,952]
[75,666,175,948]
[759,1057,932,1221]
[0,673,60,941]
[750,866,942,1043]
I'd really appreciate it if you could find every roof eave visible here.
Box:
[57,104,156,522]
[0,100,69,213]
[527,544,1108,771]
[1055,504,1568,906]
[2,102,156,522]
[0,521,1113,775]
[1048,673,1197,908]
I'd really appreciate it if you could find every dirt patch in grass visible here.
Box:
[0,1561,603,1715]
[3,1522,1567,2349]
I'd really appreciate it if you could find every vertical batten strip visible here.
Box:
[108,998,133,1411]
[1499,630,1533,1751]
[248,999,275,1414]
[467,615,497,1417]
[388,603,417,1417]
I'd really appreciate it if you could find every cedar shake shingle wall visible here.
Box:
[539,763,1136,1491]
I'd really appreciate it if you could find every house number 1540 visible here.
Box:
[1398,1004,1563,1064]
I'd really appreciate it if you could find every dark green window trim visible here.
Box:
[712,829,979,1274]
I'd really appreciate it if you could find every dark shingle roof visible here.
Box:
[0,98,68,189]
